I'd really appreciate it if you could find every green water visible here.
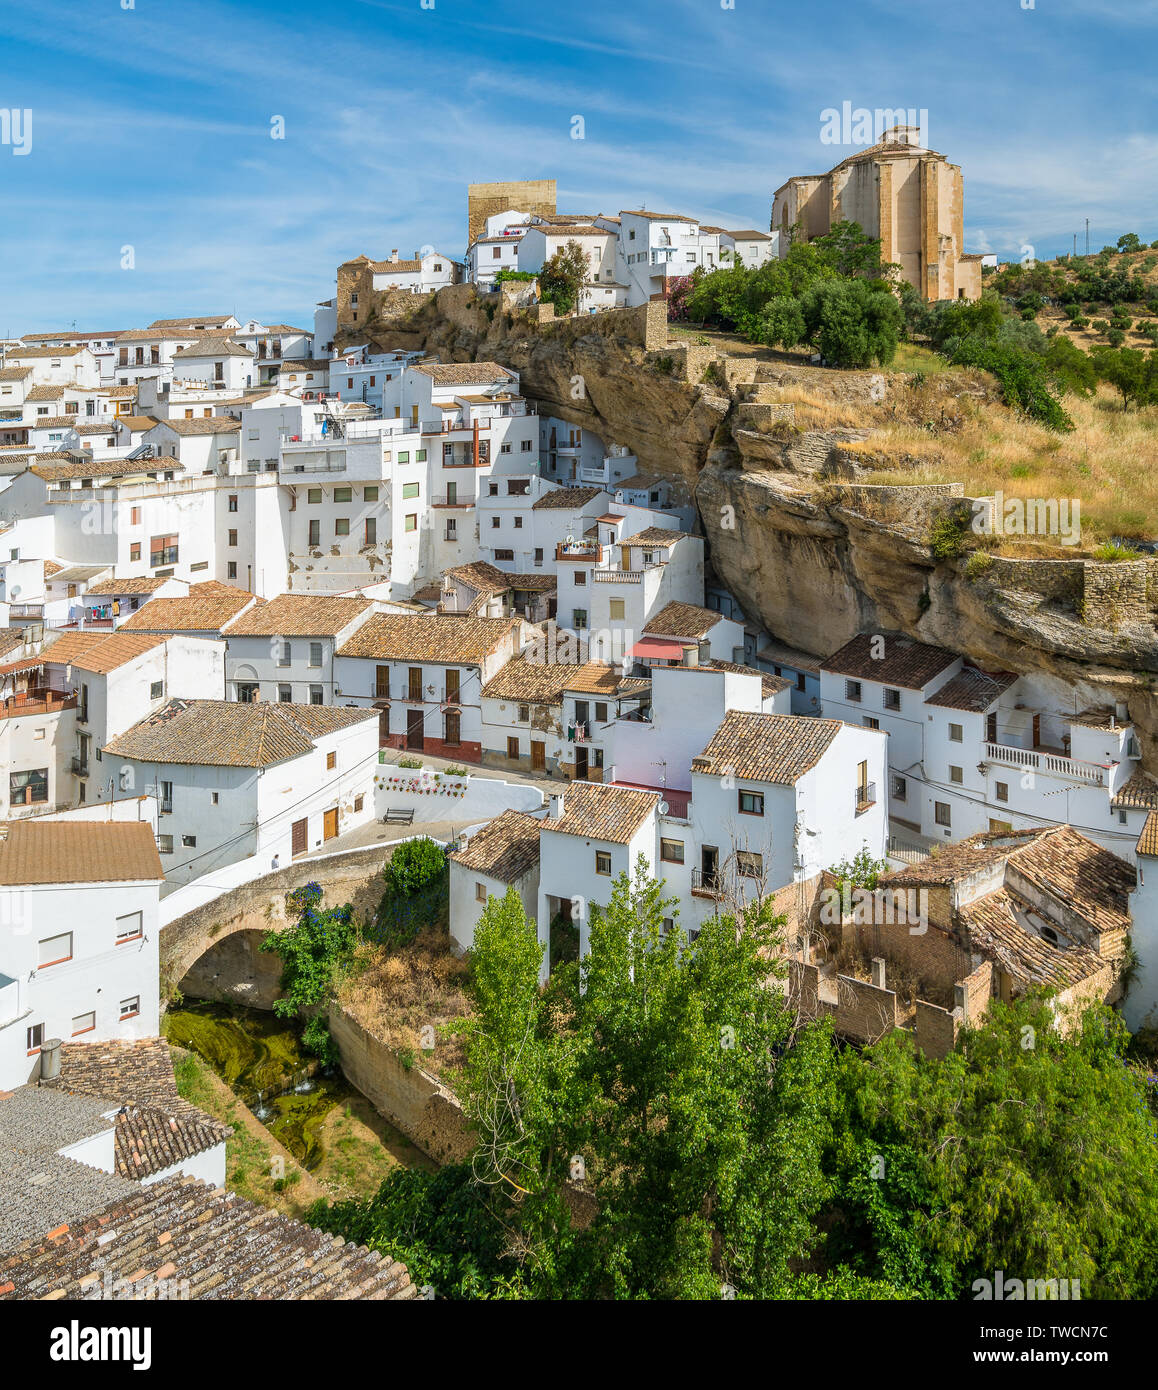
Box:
[163,1000,361,1171]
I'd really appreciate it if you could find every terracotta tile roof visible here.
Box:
[0,367,31,382]
[531,486,602,510]
[450,808,542,882]
[821,632,959,690]
[0,1175,415,1300]
[959,889,1108,991]
[105,698,376,767]
[726,229,773,240]
[148,315,236,331]
[409,362,515,385]
[644,600,723,640]
[0,821,163,885]
[692,711,842,784]
[7,345,86,358]
[619,527,688,547]
[1138,811,1158,858]
[1006,825,1134,936]
[83,576,173,595]
[150,415,240,435]
[113,414,157,432]
[32,630,110,666]
[31,456,184,482]
[370,258,423,273]
[445,561,518,595]
[70,632,170,675]
[172,335,253,359]
[706,658,792,698]
[481,648,587,703]
[119,590,256,634]
[925,667,1018,712]
[620,210,696,221]
[1111,770,1158,809]
[227,592,371,637]
[884,831,1036,887]
[24,384,65,401]
[546,781,658,843]
[337,613,517,664]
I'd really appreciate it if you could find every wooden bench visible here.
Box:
[381,807,415,825]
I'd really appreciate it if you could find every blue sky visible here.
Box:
[0,0,1155,333]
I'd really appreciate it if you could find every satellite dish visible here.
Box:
[658,800,669,816]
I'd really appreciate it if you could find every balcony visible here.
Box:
[555,443,582,457]
[556,541,601,563]
[691,868,722,899]
[592,567,642,583]
[855,782,877,815]
[984,742,1107,787]
[0,689,76,722]
[432,493,475,507]
[69,756,89,778]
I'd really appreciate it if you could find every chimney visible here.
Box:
[1116,700,1129,722]
[870,957,886,990]
[549,791,566,819]
[390,249,399,263]
[39,1037,63,1083]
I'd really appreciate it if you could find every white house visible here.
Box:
[369,249,460,294]
[720,229,776,268]
[333,612,524,760]
[104,699,380,888]
[168,335,255,393]
[225,592,375,704]
[448,807,542,954]
[633,600,746,669]
[0,820,164,1090]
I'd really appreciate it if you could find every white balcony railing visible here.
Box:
[984,742,1107,787]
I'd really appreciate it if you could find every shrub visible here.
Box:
[384,838,446,897]
[398,756,423,769]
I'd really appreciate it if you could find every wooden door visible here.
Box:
[291,817,308,857]
[575,746,588,779]
[323,807,339,841]
[407,709,424,750]
[1032,713,1041,749]
[444,710,461,746]
[986,711,997,744]
[531,740,545,771]
[507,736,520,760]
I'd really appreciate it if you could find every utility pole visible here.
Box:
[1085,218,1090,257]
[1073,233,1077,258]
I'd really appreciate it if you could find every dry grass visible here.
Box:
[338,924,472,1077]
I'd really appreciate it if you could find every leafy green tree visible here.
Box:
[1118,232,1144,254]
[383,837,445,896]
[1091,345,1158,410]
[538,239,590,315]
[812,220,888,279]
[799,278,903,368]
[261,881,359,1060]
[755,295,806,349]
[377,838,448,949]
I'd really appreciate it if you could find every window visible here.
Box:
[150,680,164,700]
[72,1011,96,1036]
[150,533,178,567]
[476,881,488,902]
[228,529,238,546]
[864,716,880,730]
[39,932,73,966]
[488,482,498,496]
[948,723,963,743]
[405,514,417,532]
[308,487,322,503]
[326,751,337,770]
[517,703,530,722]
[500,442,511,453]
[595,702,607,723]
[608,599,625,621]
[736,851,762,878]
[309,642,323,667]
[334,486,352,503]
[278,641,292,667]
[182,834,197,848]
[738,789,764,815]
[278,685,292,702]
[27,1023,44,1054]
[10,768,48,805]
[120,996,140,1021]
[891,774,907,802]
[130,542,141,561]
[335,518,350,536]
[660,838,684,864]
[883,687,901,711]
[227,561,237,579]
[398,451,410,464]
[402,482,419,499]
[309,685,323,705]
[595,850,612,875]
[130,505,141,525]
[494,548,514,562]
[845,680,862,703]
[949,765,964,784]
[364,485,379,501]
[491,516,501,529]
[308,519,320,546]
[995,781,1009,803]
[117,916,144,955]
[513,515,523,529]
[228,493,238,512]
[520,439,532,452]
[416,449,427,462]
[574,570,586,585]
[935,802,952,828]
[572,609,587,629]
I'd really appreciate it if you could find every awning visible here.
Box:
[630,637,685,660]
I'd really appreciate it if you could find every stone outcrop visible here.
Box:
[343,284,1158,763]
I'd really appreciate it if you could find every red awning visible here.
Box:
[630,637,685,660]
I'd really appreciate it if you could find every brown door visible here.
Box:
[986,711,997,744]
[291,817,308,857]
[444,710,461,746]
[1032,713,1041,749]
[376,703,390,744]
[531,740,545,771]
[323,807,339,841]
[407,709,424,750]
[408,667,423,701]
[575,746,588,779]
[507,736,520,761]
[445,669,460,704]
